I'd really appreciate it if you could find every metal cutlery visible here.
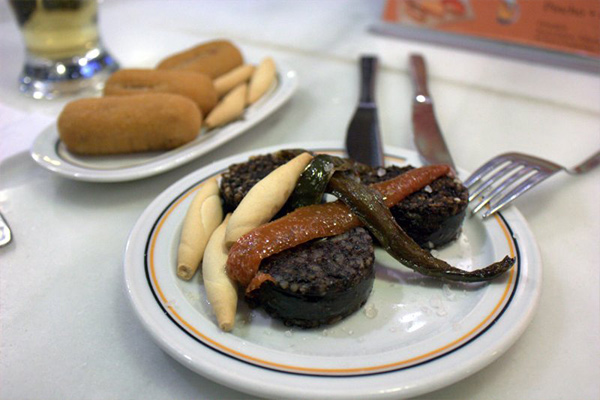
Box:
[465,150,600,218]
[345,55,385,167]
[409,54,456,171]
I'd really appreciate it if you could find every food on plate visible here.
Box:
[56,39,280,156]
[214,64,255,98]
[206,58,278,128]
[205,83,248,129]
[220,150,301,212]
[57,94,201,155]
[202,214,237,331]
[252,227,375,328]
[182,151,311,328]
[247,57,276,104]
[359,165,468,248]
[224,152,313,248]
[104,69,218,116]
[227,162,450,289]
[324,163,514,283]
[177,149,515,330]
[227,161,511,293]
[156,39,243,78]
[220,150,465,245]
[176,177,223,280]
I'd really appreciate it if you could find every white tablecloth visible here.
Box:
[1,1,599,399]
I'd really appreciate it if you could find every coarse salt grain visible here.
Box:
[363,304,378,319]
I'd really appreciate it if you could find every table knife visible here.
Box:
[345,55,384,167]
[409,54,456,171]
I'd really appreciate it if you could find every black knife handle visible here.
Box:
[409,54,431,99]
[359,56,378,104]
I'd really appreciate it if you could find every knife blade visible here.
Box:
[345,55,384,167]
[409,54,456,171]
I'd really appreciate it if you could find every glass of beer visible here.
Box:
[8,0,119,99]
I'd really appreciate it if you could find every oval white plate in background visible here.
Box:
[30,61,298,182]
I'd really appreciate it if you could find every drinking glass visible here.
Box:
[8,0,119,99]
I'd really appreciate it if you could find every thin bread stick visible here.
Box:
[203,214,237,331]
[214,64,255,98]
[224,152,313,248]
[247,57,276,104]
[205,83,247,129]
[177,177,223,280]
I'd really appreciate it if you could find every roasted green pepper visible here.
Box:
[327,172,515,282]
[286,154,354,209]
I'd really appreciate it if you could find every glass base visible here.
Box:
[19,46,119,100]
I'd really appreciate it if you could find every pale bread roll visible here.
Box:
[104,69,218,116]
[177,177,223,280]
[214,64,255,98]
[202,214,237,331]
[57,94,201,155]
[247,57,276,104]
[205,83,247,129]
[224,152,313,248]
[156,40,243,79]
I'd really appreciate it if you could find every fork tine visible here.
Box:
[464,156,510,187]
[468,150,599,218]
[471,166,535,214]
[468,161,522,202]
[482,170,554,218]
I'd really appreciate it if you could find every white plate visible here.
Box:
[30,62,298,182]
[124,143,541,400]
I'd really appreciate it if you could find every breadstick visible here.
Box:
[205,83,247,129]
[247,57,276,105]
[214,64,255,98]
[202,214,237,331]
[177,177,223,280]
[225,152,313,248]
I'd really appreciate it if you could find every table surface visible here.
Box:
[1,1,599,399]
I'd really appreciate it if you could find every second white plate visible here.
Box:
[30,61,298,182]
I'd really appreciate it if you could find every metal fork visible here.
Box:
[465,150,600,218]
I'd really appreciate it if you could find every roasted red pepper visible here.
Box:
[226,165,451,289]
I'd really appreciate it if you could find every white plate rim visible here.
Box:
[30,61,298,182]
[124,142,542,400]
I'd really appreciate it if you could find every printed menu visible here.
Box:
[382,0,600,60]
